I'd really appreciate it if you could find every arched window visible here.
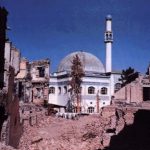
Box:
[115,83,121,92]
[88,107,95,113]
[49,87,55,94]
[64,86,67,94]
[88,86,95,94]
[101,87,107,95]
[58,87,61,94]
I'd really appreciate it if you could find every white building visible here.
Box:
[48,15,121,113]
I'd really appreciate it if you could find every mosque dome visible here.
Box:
[57,51,105,73]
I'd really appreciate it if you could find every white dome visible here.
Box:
[57,51,105,73]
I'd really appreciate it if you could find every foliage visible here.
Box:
[68,54,84,112]
[119,67,139,87]
[70,54,84,94]
[146,64,150,75]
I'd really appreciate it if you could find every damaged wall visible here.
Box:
[16,58,50,105]
[0,7,23,148]
[113,76,144,104]
[0,7,8,89]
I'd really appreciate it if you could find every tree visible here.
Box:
[146,64,150,81]
[119,67,139,87]
[69,54,84,113]
[146,64,150,75]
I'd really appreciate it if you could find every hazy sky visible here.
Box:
[1,0,150,73]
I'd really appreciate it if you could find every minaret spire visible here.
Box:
[104,15,113,73]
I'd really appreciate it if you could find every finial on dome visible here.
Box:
[106,14,112,20]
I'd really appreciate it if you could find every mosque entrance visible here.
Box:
[143,87,150,101]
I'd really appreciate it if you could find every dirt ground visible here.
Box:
[19,114,106,150]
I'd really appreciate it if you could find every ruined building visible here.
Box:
[0,7,7,89]
[16,58,50,105]
[0,7,22,148]
[113,67,150,106]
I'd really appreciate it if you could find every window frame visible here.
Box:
[88,86,95,94]
[49,87,55,94]
[101,87,107,95]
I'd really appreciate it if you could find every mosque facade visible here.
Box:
[48,15,121,113]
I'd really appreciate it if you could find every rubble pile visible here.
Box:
[18,106,136,150]
[0,143,16,150]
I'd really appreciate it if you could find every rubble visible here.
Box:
[18,106,136,150]
[0,143,16,150]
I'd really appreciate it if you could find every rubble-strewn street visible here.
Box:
[19,115,103,150]
[18,106,136,150]
[0,143,16,150]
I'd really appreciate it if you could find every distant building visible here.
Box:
[48,15,121,113]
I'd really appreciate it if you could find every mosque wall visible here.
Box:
[49,73,114,113]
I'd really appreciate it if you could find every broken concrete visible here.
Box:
[18,106,137,150]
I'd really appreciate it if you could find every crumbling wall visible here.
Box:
[114,78,143,104]
[8,95,23,148]
[5,67,23,148]
[16,58,50,104]
[30,59,50,105]
[104,110,150,150]
[0,7,8,89]
[0,66,23,148]
[11,46,20,75]
[100,106,136,148]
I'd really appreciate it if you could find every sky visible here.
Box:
[0,0,150,73]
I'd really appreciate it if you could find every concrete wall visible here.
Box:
[16,58,28,79]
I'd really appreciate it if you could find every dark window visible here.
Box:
[88,107,94,113]
[18,82,23,98]
[58,87,61,94]
[38,67,45,77]
[143,87,150,101]
[49,87,55,94]
[101,87,107,95]
[64,86,67,94]
[88,86,95,94]
[115,83,121,92]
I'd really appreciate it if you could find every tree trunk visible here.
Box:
[77,93,80,113]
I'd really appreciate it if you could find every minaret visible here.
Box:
[104,15,113,73]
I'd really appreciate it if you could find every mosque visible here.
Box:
[48,15,121,113]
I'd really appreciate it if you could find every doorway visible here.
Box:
[143,87,150,101]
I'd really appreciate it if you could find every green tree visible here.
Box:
[119,67,139,87]
[146,64,150,82]
[146,64,150,75]
[69,54,84,113]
